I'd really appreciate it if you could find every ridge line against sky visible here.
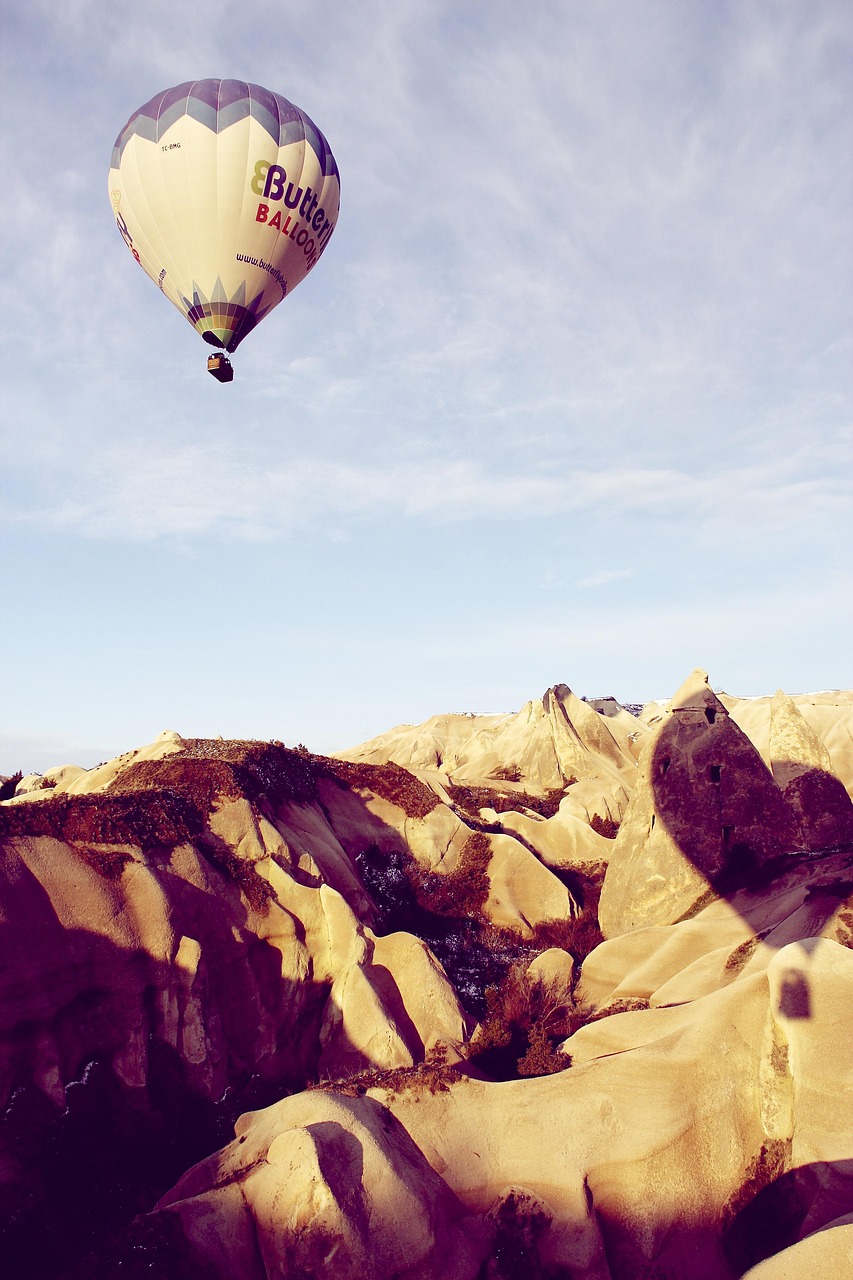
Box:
[0,0,851,773]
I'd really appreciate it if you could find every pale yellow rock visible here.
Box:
[316,772,471,874]
[276,798,374,917]
[527,947,575,995]
[558,776,632,825]
[769,690,835,781]
[12,773,53,796]
[740,1220,853,1279]
[580,861,853,1012]
[64,730,185,794]
[160,1092,486,1280]
[317,886,468,1075]
[495,807,613,870]
[7,701,853,1279]
[339,684,639,791]
[42,764,86,791]
[371,931,470,1055]
[724,690,853,798]
[767,941,853,1167]
[598,670,802,938]
[162,965,816,1278]
[207,796,270,863]
[767,690,853,849]
[482,835,575,933]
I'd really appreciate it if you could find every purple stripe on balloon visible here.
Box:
[110,80,340,192]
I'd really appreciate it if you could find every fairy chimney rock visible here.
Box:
[599,671,803,938]
[769,690,853,850]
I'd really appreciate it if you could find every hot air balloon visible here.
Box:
[109,79,340,382]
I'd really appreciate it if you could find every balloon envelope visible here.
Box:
[109,79,340,352]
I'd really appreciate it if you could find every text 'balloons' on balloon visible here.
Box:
[108,79,341,378]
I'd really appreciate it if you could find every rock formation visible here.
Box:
[598,670,806,938]
[767,689,853,850]
[1,676,852,1278]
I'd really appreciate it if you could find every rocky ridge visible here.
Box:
[0,674,852,1278]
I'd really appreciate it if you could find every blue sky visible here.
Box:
[1,0,851,774]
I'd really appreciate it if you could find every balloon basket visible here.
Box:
[207,353,234,383]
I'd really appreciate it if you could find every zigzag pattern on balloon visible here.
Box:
[181,278,276,351]
[111,79,339,179]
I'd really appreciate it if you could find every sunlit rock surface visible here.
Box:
[1,676,852,1278]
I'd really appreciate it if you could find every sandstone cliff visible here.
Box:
[1,676,851,1278]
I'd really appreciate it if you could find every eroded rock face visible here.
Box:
[91,936,853,1280]
[599,671,805,938]
[768,690,853,850]
[338,683,643,795]
[0,733,585,1274]
[2,678,852,1278]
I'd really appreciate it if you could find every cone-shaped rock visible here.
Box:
[599,670,803,938]
[769,690,853,851]
[340,684,639,789]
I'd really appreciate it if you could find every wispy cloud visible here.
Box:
[1,0,850,746]
[5,439,849,547]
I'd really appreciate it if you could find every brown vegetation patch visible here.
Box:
[724,935,763,975]
[412,832,492,919]
[117,739,321,810]
[313,1043,457,1099]
[722,1138,799,1274]
[467,962,583,1079]
[77,846,136,880]
[0,790,204,851]
[447,784,566,820]
[198,840,279,914]
[588,996,651,1020]
[490,765,522,782]
[0,772,23,801]
[326,758,440,818]
[834,907,853,948]
[487,1191,556,1280]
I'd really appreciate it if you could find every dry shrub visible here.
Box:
[516,1022,569,1078]
[534,863,606,964]
[117,740,320,810]
[468,961,585,1079]
[529,915,603,966]
[589,996,650,1020]
[834,907,853,948]
[326,759,439,818]
[413,832,492,919]
[199,840,279,914]
[724,935,762,975]
[485,1191,555,1280]
[0,771,23,802]
[490,765,522,783]
[448,784,566,820]
[77,847,136,880]
[590,813,619,839]
[0,790,204,850]
[313,1043,457,1099]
